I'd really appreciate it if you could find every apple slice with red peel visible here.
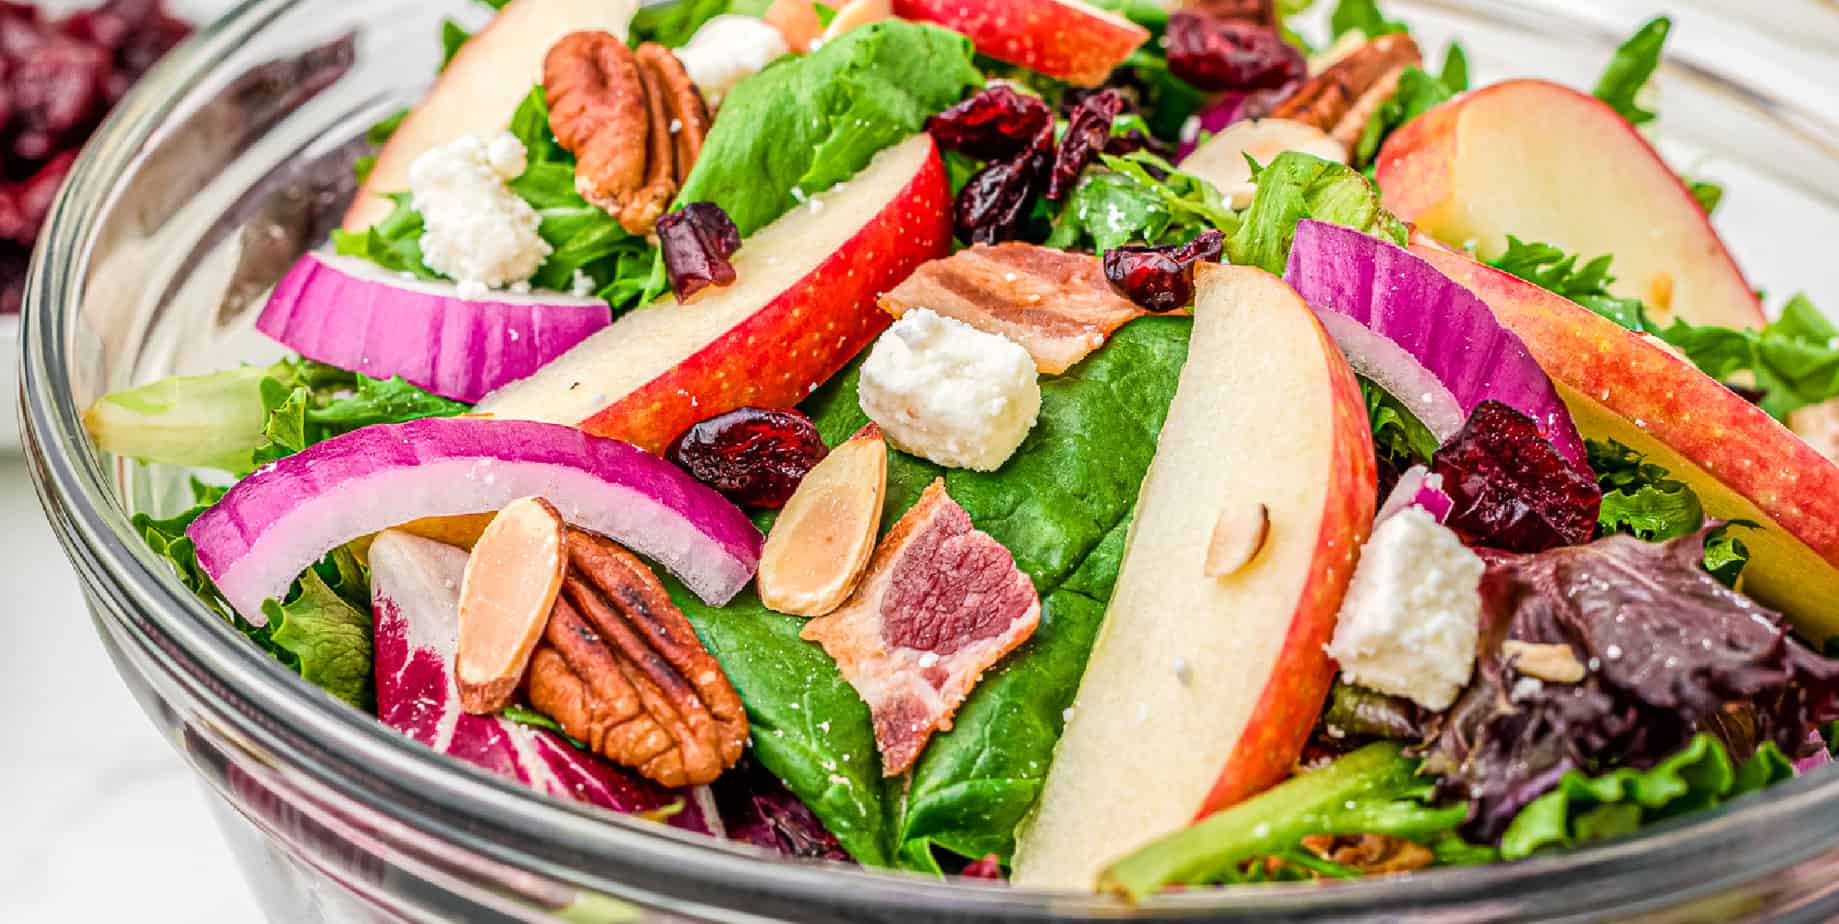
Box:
[757,424,888,618]
[892,0,1149,87]
[456,497,568,714]
[343,0,639,232]
[1411,235,1839,638]
[1012,264,1377,890]
[476,134,953,454]
[1375,79,1765,330]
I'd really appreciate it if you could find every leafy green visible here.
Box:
[1499,734,1790,860]
[251,361,470,466]
[1687,177,1724,215]
[1363,377,1439,467]
[1594,16,1671,125]
[1440,42,1470,92]
[1587,439,1704,542]
[1101,743,1482,899]
[1329,0,1408,40]
[1046,152,1236,252]
[1659,294,1839,420]
[1703,523,1753,588]
[352,109,408,186]
[330,193,439,280]
[674,20,983,238]
[84,366,278,472]
[671,317,1194,870]
[629,0,751,47]
[1487,236,1658,333]
[440,19,471,69]
[1226,151,1407,275]
[1353,66,1456,166]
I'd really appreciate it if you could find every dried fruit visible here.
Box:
[954,153,1049,245]
[926,85,1053,163]
[1048,89,1123,201]
[527,529,748,787]
[666,406,828,508]
[657,201,742,300]
[1187,0,1277,26]
[1102,229,1225,313]
[758,423,888,618]
[1165,11,1304,93]
[1205,502,1269,578]
[455,497,568,715]
[1431,400,1602,553]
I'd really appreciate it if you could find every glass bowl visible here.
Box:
[21,1,1839,920]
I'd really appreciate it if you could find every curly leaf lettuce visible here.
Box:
[1227,151,1407,275]
[1593,16,1670,126]
[1046,152,1237,252]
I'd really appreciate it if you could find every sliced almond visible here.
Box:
[758,423,887,617]
[1501,640,1587,684]
[1205,502,1270,578]
[821,0,892,41]
[456,497,568,714]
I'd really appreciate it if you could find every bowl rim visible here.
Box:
[21,0,1839,919]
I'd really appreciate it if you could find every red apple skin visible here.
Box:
[892,0,1149,87]
[1198,305,1377,815]
[1413,236,1839,637]
[577,141,954,453]
[1376,79,1766,331]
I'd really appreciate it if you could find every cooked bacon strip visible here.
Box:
[802,479,1042,775]
[879,243,1153,374]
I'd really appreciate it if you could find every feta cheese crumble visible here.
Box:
[675,15,790,108]
[1325,507,1484,711]
[858,308,1042,471]
[408,133,551,299]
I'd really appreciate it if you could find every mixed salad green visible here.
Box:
[80,0,1839,900]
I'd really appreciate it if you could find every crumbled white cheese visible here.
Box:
[675,14,790,108]
[1325,507,1484,711]
[409,133,551,299]
[858,308,1041,472]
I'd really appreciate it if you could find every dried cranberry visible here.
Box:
[12,40,112,160]
[1102,230,1225,313]
[0,246,24,314]
[1431,401,1603,553]
[954,151,1049,246]
[1047,89,1123,201]
[1166,11,1305,93]
[0,150,75,245]
[657,202,741,300]
[959,854,1005,880]
[1191,0,1278,25]
[926,86,1053,163]
[666,407,828,509]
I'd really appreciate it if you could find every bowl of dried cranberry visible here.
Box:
[0,0,194,450]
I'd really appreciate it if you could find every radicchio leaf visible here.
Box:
[711,758,850,861]
[1420,527,1839,842]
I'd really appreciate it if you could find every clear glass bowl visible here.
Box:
[20,1,1839,920]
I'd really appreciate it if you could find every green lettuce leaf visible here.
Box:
[1329,0,1408,40]
[1499,734,1791,860]
[329,192,439,280]
[1594,16,1670,125]
[1440,42,1469,92]
[1353,66,1456,166]
[1660,294,1839,420]
[251,361,470,466]
[673,20,983,238]
[1487,236,1659,333]
[1363,377,1439,467]
[1587,438,1704,542]
[1226,151,1407,275]
[630,0,770,48]
[669,316,1193,870]
[1046,152,1237,252]
[83,365,277,472]
[1687,177,1724,215]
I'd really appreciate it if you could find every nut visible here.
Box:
[1205,502,1270,578]
[456,497,568,715]
[544,33,711,235]
[1270,33,1422,144]
[527,529,747,787]
[764,0,824,53]
[1501,640,1588,683]
[1299,834,1434,875]
[758,423,888,617]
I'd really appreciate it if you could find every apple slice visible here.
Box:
[343,0,640,232]
[1011,264,1377,890]
[1412,236,1839,638]
[891,0,1149,88]
[1375,79,1764,330]
[476,134,952,453]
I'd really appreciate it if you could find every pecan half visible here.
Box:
[1270,33,1422,147]
[1299,833,1435,875]
[544,33,711,235]
[526,529,747,787]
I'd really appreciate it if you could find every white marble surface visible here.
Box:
[0,457,263,922]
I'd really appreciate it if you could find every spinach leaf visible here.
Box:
[1329,0,1408,40]
[1226,151,1406,275]
[1594,16,1670,125]
[674,20,983,238]
[1499,734,1790,859]
[1486,236,1659,334]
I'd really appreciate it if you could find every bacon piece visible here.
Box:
[879,243,1154,375]
[802,479,1042,775]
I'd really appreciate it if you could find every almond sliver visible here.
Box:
[457,496,567,714]
[758,424,887,618]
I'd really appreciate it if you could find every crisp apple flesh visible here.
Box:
[1415,238,1839,639]
[475,135,952,453]
[343,0,639,232]
[1012,264,1377,890]
[891,0,1148,87]
[1376,79,1765,330]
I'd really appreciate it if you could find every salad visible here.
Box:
[80,0,1839,898]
